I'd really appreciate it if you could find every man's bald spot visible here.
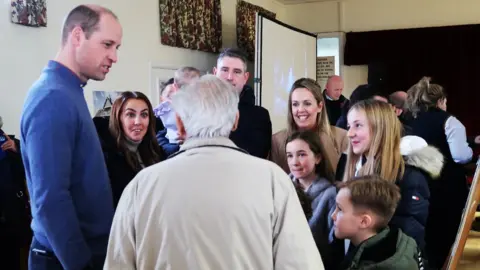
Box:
[389,91,408,109]
[326,75,343,89]
[391,91,407,100]
[61,4,117,45]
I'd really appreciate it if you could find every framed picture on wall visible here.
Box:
[92,91,122,117]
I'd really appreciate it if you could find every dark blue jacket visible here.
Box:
[156,128,180,157]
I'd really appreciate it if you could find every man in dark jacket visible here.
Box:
[389,91,413,135]
[213,48,272,159]
[323,75,349,125]
[0,125,31,270]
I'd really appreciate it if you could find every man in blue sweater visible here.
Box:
[20,5,122,270]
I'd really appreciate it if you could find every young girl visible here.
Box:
[285,130,339,270]
[342,99,443,254]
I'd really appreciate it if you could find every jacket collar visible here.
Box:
[180,136,237,152]
[348,227,398,269]
[290,175,333,198]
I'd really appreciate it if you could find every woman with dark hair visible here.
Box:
[94,91,165,207]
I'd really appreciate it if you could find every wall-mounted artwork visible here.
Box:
[11,0,47,27]
[92,91,122,117]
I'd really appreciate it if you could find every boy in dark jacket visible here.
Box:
[333,176,424,270]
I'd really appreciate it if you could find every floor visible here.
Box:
[457,213,480,270]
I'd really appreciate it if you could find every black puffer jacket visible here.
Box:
[391,146,443,250]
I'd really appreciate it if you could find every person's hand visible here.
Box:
[1,134,17,153]
[177,131,185,145]
[475,135,480,145]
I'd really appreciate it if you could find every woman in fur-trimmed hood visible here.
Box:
[339,100,444,252]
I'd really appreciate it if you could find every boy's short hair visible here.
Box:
[338,175,401,231]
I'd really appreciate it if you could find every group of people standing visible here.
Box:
[6,3,476,270]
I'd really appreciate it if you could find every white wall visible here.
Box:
[0,0,285,135]
[285,0,480,98]
[282,1,339,33]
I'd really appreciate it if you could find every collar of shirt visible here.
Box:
[180,137,237,152]
[45,60,87,88]
[153,101,172,118]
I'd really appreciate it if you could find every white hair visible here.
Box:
[0,116,3,129]
[171,74,239,139]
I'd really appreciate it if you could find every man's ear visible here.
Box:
[395,108,403,117]
[175,114,186,139]
[213,67,218,75]
[244,71,250,82]
[70,26,84,47]
[231,112,240,132]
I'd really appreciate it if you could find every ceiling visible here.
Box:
[276,0,339,4]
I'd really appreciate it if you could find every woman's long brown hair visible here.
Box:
[109,91,164,171]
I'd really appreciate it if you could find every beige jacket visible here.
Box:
[104,137,324,270]
[270,127,349,173]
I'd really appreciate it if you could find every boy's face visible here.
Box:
[331,188,363,240]
[160,84,176,102]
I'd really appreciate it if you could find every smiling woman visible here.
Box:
[93,91,166,207]
[270,78,349,174]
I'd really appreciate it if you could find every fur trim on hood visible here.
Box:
[403,145,444,179]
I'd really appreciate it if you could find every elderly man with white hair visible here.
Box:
[104,75,324,270]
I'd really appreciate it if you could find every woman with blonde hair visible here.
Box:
[271,78,348,173]
[406,77,472,268]
[342,99,443,253]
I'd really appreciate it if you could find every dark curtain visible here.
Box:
[344,24,480,136]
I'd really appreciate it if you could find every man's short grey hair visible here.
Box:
[0,115,3,129]
[217,48,248,72]
[172,75,239,139]
[174,66,201,88]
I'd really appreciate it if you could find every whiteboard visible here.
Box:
[255,14,317,133]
